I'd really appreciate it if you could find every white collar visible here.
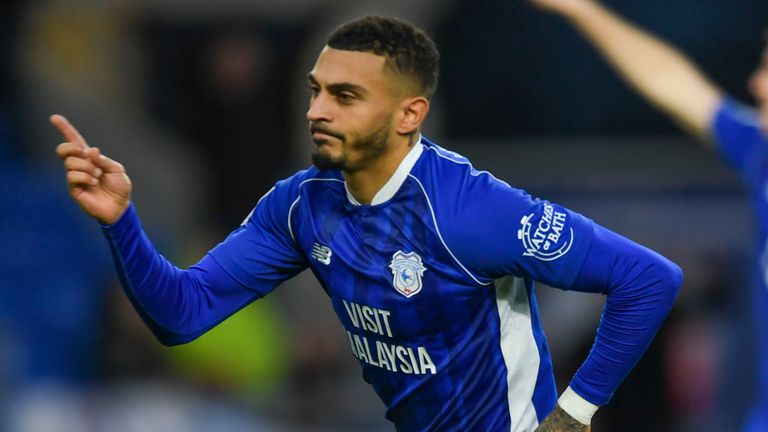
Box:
[345,135,424,206]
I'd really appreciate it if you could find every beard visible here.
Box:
[311,119,391,172]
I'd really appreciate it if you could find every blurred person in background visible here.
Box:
[529,0,768,430]
[52,15,683,431]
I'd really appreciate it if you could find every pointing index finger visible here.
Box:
[49,114,89,148]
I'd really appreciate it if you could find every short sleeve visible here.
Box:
[207,176,309,295]
[712,97,765,180]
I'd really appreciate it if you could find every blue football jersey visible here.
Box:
[208,137,595,430]
[712,99,768,431]
[103,135,681,431]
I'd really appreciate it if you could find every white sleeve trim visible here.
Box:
[557,386,599,425]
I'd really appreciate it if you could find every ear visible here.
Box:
[396,96,430,136]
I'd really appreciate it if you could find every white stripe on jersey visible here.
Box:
[495,276,540,432]
[241,186,276,226]
[287,196,301,242]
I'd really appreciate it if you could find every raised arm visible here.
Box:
[52,115,248,344]
[529,0,723,141]
[52,115,306,345]
[52,114,132,224]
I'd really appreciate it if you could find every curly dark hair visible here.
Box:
[327,16,440,98]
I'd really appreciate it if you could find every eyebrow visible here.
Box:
[307,73,368,97]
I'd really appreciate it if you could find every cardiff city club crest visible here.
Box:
[389,251,427,298]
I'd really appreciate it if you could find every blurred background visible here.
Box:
[1,0,766,431]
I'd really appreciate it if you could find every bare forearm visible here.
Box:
[563,1,721,139]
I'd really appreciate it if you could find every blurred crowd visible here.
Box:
[1,0,767,431]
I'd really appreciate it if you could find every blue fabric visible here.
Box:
[104,136,681,431]
[712,98,768,431]
[567,224,682,405]
[103,204,286,345]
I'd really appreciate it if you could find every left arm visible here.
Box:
[439,169,682,428]
[550,222,683,426]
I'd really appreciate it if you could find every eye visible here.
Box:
[337,92,356,104]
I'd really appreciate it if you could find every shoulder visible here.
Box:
[258,166,344,208]
[713,98,762,134]
[412,137,530,212]
[415,138,514,192]
[411,138,595,283]
[241,166,342,227]
[712,97,764,148]
[711,97,766,174]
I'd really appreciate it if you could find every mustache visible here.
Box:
[309,123,345,141]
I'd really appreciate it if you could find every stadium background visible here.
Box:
[1,0,766,430]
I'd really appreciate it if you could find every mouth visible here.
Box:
[312,132,336,143]
[310,124,343,144]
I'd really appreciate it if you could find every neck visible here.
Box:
[343,133,416,205]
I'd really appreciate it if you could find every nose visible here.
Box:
[307,93,332,123]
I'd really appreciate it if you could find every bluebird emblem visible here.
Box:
[389,250,427,298]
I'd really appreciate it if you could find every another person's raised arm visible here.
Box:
[529,0,722,140]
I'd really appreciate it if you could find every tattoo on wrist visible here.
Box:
[536,405,589,431]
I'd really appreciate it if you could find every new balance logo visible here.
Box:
[311,243,332,265]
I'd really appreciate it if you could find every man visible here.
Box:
[53,16,681,432]
[528,1,768,430]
